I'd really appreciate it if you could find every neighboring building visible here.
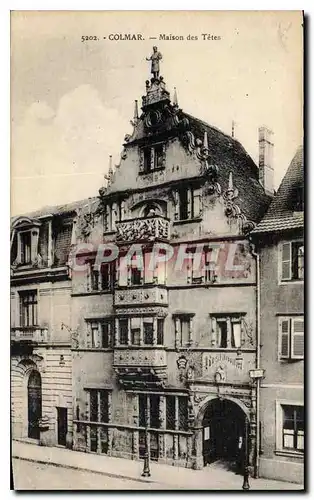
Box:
[251,146,304,483]
[69,62,271,472]
[10,200,90,447]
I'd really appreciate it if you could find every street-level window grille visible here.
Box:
[138,394,161,429]
[19,290,38,327]
[86,389,110,454]
[280,240,304,281]
[279,317,304,360]
[166,396,176,430]
[282,405,304,452]
[178,397,188,431]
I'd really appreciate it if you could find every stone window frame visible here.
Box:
[115,314,165,347]
[103,200,125,233]
[86,260,115,293]
[85,317,115,349]
[139,142,166,174]
[173,185,202,223]
[84,388,112,454]
[210,313,246,349]
[173,313,195,349]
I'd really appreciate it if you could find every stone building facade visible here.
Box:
[10,201,88,447]
[68,64,271,472]
[252,147,304,483]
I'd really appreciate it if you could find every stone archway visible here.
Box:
[193,395,250,471]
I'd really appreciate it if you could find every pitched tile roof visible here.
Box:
[185,113,271,223]
[252,146,304,234]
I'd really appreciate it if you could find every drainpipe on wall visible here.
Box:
[251,244,261,478]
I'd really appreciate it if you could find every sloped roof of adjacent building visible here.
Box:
[252,146,304,234]
[11,197,100,222]
[184,113,271,223]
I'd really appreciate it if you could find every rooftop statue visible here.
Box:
[146,46,162,79]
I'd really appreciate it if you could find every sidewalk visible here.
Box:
[12,440,303,491]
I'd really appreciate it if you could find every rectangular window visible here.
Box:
[157,318,164,345]
[100,320,113,348]
[154,144,164,169]
[131,317,141,346]
[130,254,142,286]
[144,148,152,173]
[89,390,109,423]
[180,317,190,346]
[178,187,189,220]
[166,396,176,430]
[280,241,304,281]
[139,394,147,427]
[90,263,114,291]
[89,390,98,422]
[90,322,100,348]
[214,315,244,349]
[143,318,154,345]
[88,319,113,348]
[279,317,304,360]
[217,319,228,348]
[19,290,38,327]
[119,318,128,345]
[282,405,304,452]
[150,394,160,429]
[178,397,188,431]
[21,231,32,264]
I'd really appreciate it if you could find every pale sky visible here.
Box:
[11,10,303,216]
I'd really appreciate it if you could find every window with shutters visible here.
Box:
[280,240,304,282]
[19,290,38,327]
[191,246,214,284]
[278,317,304,360]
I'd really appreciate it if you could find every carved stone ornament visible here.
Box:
[214,365,226,383]
[222,172,256,234]
[116,216,170,242]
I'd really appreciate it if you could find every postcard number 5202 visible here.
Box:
[81,36,99,42]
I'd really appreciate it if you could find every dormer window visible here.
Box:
[11,217,42,268]
[140,143,166,174]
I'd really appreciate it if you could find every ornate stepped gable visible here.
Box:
[97,48,271,233]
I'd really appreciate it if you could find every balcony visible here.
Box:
[113,348,167,389]
[115,216,170,242]
[11,326,49,344]
[114,285,168,308]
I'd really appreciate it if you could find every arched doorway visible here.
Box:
[202,398,245,469]
[27,370,42,439]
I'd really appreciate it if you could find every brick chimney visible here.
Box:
[258,126,274,196]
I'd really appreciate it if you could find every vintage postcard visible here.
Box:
[10,10,304,491]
